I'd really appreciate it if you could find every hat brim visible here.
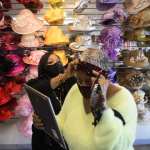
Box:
[69,42,87,52]
[11,20,43,35]
[96,2,116,11]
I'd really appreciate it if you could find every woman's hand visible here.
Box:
[92,70,110,100]
[64,59,79,79]
[33,113,44,130]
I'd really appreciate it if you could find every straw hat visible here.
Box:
[53,49,68,66]
[23,50,47,65]
[19,34,40,48]
[127,7,150,29]
[11,9,43,34]
[44,8,64,25]
[125,0,150,14]
[44,26,69,45]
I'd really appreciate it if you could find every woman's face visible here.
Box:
[47,54,60,65]
[76,70,95,98]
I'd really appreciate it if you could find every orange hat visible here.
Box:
[44,26,69,45]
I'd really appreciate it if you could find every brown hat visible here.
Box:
[127,7,150,29]
[125,0,150,14]
[11,9,43,34]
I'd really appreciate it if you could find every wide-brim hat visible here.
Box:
[96,0,122,11]
[69,42,87,52]
[19,34,40,48]
[23,50,47,65]
[53,49,68,66]
[44,26,69,45]
[11,9,43,34]
[125,0,150,14]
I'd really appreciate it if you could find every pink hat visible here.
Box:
[23,50,47,65]
[5,54,25,77]
[11,9,43,34]
[25,65,38,81]
[19,34,40,48]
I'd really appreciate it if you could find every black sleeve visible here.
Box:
[27,77,53,98]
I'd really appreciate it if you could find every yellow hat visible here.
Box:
[53,49,68,66]
[45,26,69,45]
[48,0,64,6]
[44,8,64,25]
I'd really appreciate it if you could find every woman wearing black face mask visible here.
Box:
[27,51,76,150]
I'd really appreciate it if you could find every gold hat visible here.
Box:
[44,8,64,25]
[11,9,43,34]
[48,0,64,6]
[44,26,69,45]
[53,49,68,66]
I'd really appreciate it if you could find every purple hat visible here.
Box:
[96,0,123,11]
[101,7,127,25]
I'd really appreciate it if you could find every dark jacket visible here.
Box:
[27,52,76,150]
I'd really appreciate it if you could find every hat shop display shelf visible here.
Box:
[0,0,150,149]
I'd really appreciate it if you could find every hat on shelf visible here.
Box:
[124,28,150,42]
[73,0,90,13]
[53,49,68,66]
[19,34,40,48]
[68,15,95,32]
[127,7,150,29]
[5,81,22,96]
[23,50,47,65]
[98,26,123,60]
[69,34,92,52]
[44,26,69,45]
[101,6,127,25]
[44,8,64,25]
[48,0,64,6]
[25,66,38,81]
[5,54,25,77]
[124,0,150,15]
[17,0,43,13]
[11,9,43,34]
[0,33,20,51]
[117,68,145,90]
[0,87,11,106]
[0,98,17,121]
[123,50,149,68]
[96,0,123,11]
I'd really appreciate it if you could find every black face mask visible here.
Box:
[78,84,92,99]
[45,61,64,78]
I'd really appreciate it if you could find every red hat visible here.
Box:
[0,87,11,106]
[5,81,22,96]
[0,99,17,121]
